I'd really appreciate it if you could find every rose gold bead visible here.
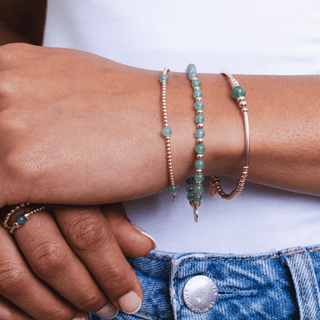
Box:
[197,110,203,114]
[197,154,204,159]
[196,97,202,101]
[196,169,202,174]
[197,139,204,144]
[197,124,204,129]
[239,100,247,108]
[195,182,202,186]
[237,96,245,103]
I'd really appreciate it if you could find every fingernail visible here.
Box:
[133,226,157,250]
[118,291,142,314]
[96,303,119,319]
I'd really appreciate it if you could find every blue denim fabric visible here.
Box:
[89,243,320,320]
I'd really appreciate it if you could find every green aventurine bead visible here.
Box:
[193,194,203,202]
[194,173,205,182]
[186,64,196,73]
[168,184,178,194]
[194,101,204,110]
[162,126,172,137]
[193,184,203,194]
[193,90,203,98]
[186,184,194,192]
[16,215,26,225]
[195,114,205,124]
[231,85,246,99]
[195,128,205,138]
[159,74,169,83]
[188,71,198,80]
[187,191,194,200]
[192,79,201,88]
[195,144,205,154]
[195,159,205,169]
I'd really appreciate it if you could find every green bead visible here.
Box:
[195,129,205,138]
[186,64,196,73]
[187,191,194,200]
[162,127,172,137]
[231,85,246,99]
[195,114,205,124]
[186,184,194,192]
[195,144,205,154]
[193,184,203,194]
[16,215,26,225]
[194,173,205,182]
[192,79,201,88]
[193,194,203,202]
[159,74,169,83]
[193,90,203,99]
[188,71,198,80]
[195,159,205,169]
[194,101,204,110]
[168,184,178,194]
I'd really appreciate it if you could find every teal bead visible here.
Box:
[16,215,26,225]
[162,127,172,137]
[187,191,194,200]
[192,79,201,88]
[195,159,205,169]
[195,144,205,154]
[193,194,203,202]
[186,64,196,73]
[193,90,203,99]
[186,184,194,192]
[188,71,198,80]
[194,173,205,182]
[194,101,204,110]
[231,85,246,99]
[195,114,205,124]
[195,128,205,138]
[193,184,203,194]
[168,184,178,194]
[159,74,169,84]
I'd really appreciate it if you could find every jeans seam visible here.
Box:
[300,249,319,319]
[136,311,162,320]
[290,252,309,320]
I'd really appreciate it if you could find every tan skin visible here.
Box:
[0,1,320,320]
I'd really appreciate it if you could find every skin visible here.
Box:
[0,1,320,319]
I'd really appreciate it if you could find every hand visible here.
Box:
[0,203,156,319]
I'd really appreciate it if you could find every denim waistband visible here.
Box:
[90,243,320,320]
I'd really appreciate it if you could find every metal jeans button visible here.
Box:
[182,275,218,313]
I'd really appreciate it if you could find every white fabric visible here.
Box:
[43,0,320,253]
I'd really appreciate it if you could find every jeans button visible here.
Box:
[182,275,218,313]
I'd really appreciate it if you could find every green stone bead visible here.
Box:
[192,79,201,88]
[186,64,196,73]
[193,194,203,202]
[159,74,169,84]
[231,85,246,99]
[195,114,205,124]
[16,215,26,225]
[195,128,205,138]
[193,90,203,99]
[168,184,178,194]
[187,191,194,200]
[195,144,205,154]
[162,127,172,137]
[186,184,194,192]
[188,71,198,80]
[195,159,205,169]
[194,101,204,110]
[193,184,203,194]
[194,173,205,182]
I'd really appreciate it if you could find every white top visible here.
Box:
[44,0,320,254]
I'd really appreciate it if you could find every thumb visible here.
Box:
[100,203,156,258]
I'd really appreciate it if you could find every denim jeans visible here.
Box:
[89,243,320,320]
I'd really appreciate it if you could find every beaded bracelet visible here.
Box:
[159,67,178,201]
[186,64,205,222]
[209,72,250,200]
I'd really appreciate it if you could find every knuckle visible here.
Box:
[102,268,129,291]
[0,262,28,294]
[69,217,110,251]
[43,307,73,320]
[75,290,102,311]
[30,240,70,277]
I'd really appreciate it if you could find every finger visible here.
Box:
[0,224,87,320]
[13,207,113,319]
[101,203,156,257]
[53,205,143,315]
[0,295,34,320]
